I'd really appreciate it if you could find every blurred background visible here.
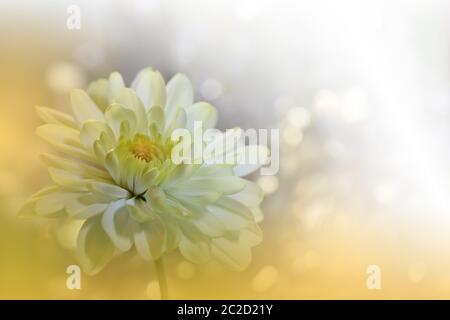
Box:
[1,0,450,299]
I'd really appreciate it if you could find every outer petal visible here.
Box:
[178,222,211,264]
[203,128,244,164]
[89,181,130,200]
[70,203,108,219]
[107,72,126,103]
[233,145,270,177]
[70,89,104,125]
[18,186,81,218]
[228,180,264,207]
[77,216,115,275]
[250,207,264,223]
[172,176,246,196]
[133,212,166,261]
[36,124,96,162]
[239,223,263,247]
[185,102,218,131]
[41,153,111,181]
[101,199,136,252]
[48,167,91,190]
[191,210,227,237]
[87,78,109,111]
[35,106,78,129]
[55,219,85,250]
[34,191,74,217]
[207,197,254,230]
[211,236,252,271]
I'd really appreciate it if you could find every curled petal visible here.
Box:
[77,216,115,275]
[101,199,136,252]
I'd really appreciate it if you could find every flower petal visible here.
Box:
[250,207,264,223]
[148,105,165,132]
[165,73,193,123]
[228,180,264,207]
[48,167,90,190]
[207,197,254,230]
[70,203,108,219]
[35,106,77,129]
[41,153,111,181]
[131,68,166,110]
[105,103,137,137]
[164,107,186,137]
[203,128,244,164]
[178,223,210,264]
[80,120,116,150]
[104,151,121,184]
[77,216,115,275]
[89,181,130,199]
[55,219,85,250]
[112,88,148,133]
[233,145,270,177]
[191,211,227,237]
[211,237,252,271]
[133,214,166,261]
[101,199,135,252]
[36,124,96,162]
[185,102,218,131]
[239,223,263,247]
[34,193,66,216]
[87,78,109,111]
[134,168,159,196]
[70,89,104,125]
[174,176,246,196]
[107,72,126,103]
[18,186,62,217]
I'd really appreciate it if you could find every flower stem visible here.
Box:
[155,257,168,300]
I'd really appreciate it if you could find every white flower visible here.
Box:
[21,68,265,275]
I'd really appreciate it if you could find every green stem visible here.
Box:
[155,257,168,300]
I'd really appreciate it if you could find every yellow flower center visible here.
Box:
[130,135,165,162]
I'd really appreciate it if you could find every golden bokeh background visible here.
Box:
[1,0,450,299]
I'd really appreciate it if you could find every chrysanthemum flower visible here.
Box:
[21,68,266,276]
